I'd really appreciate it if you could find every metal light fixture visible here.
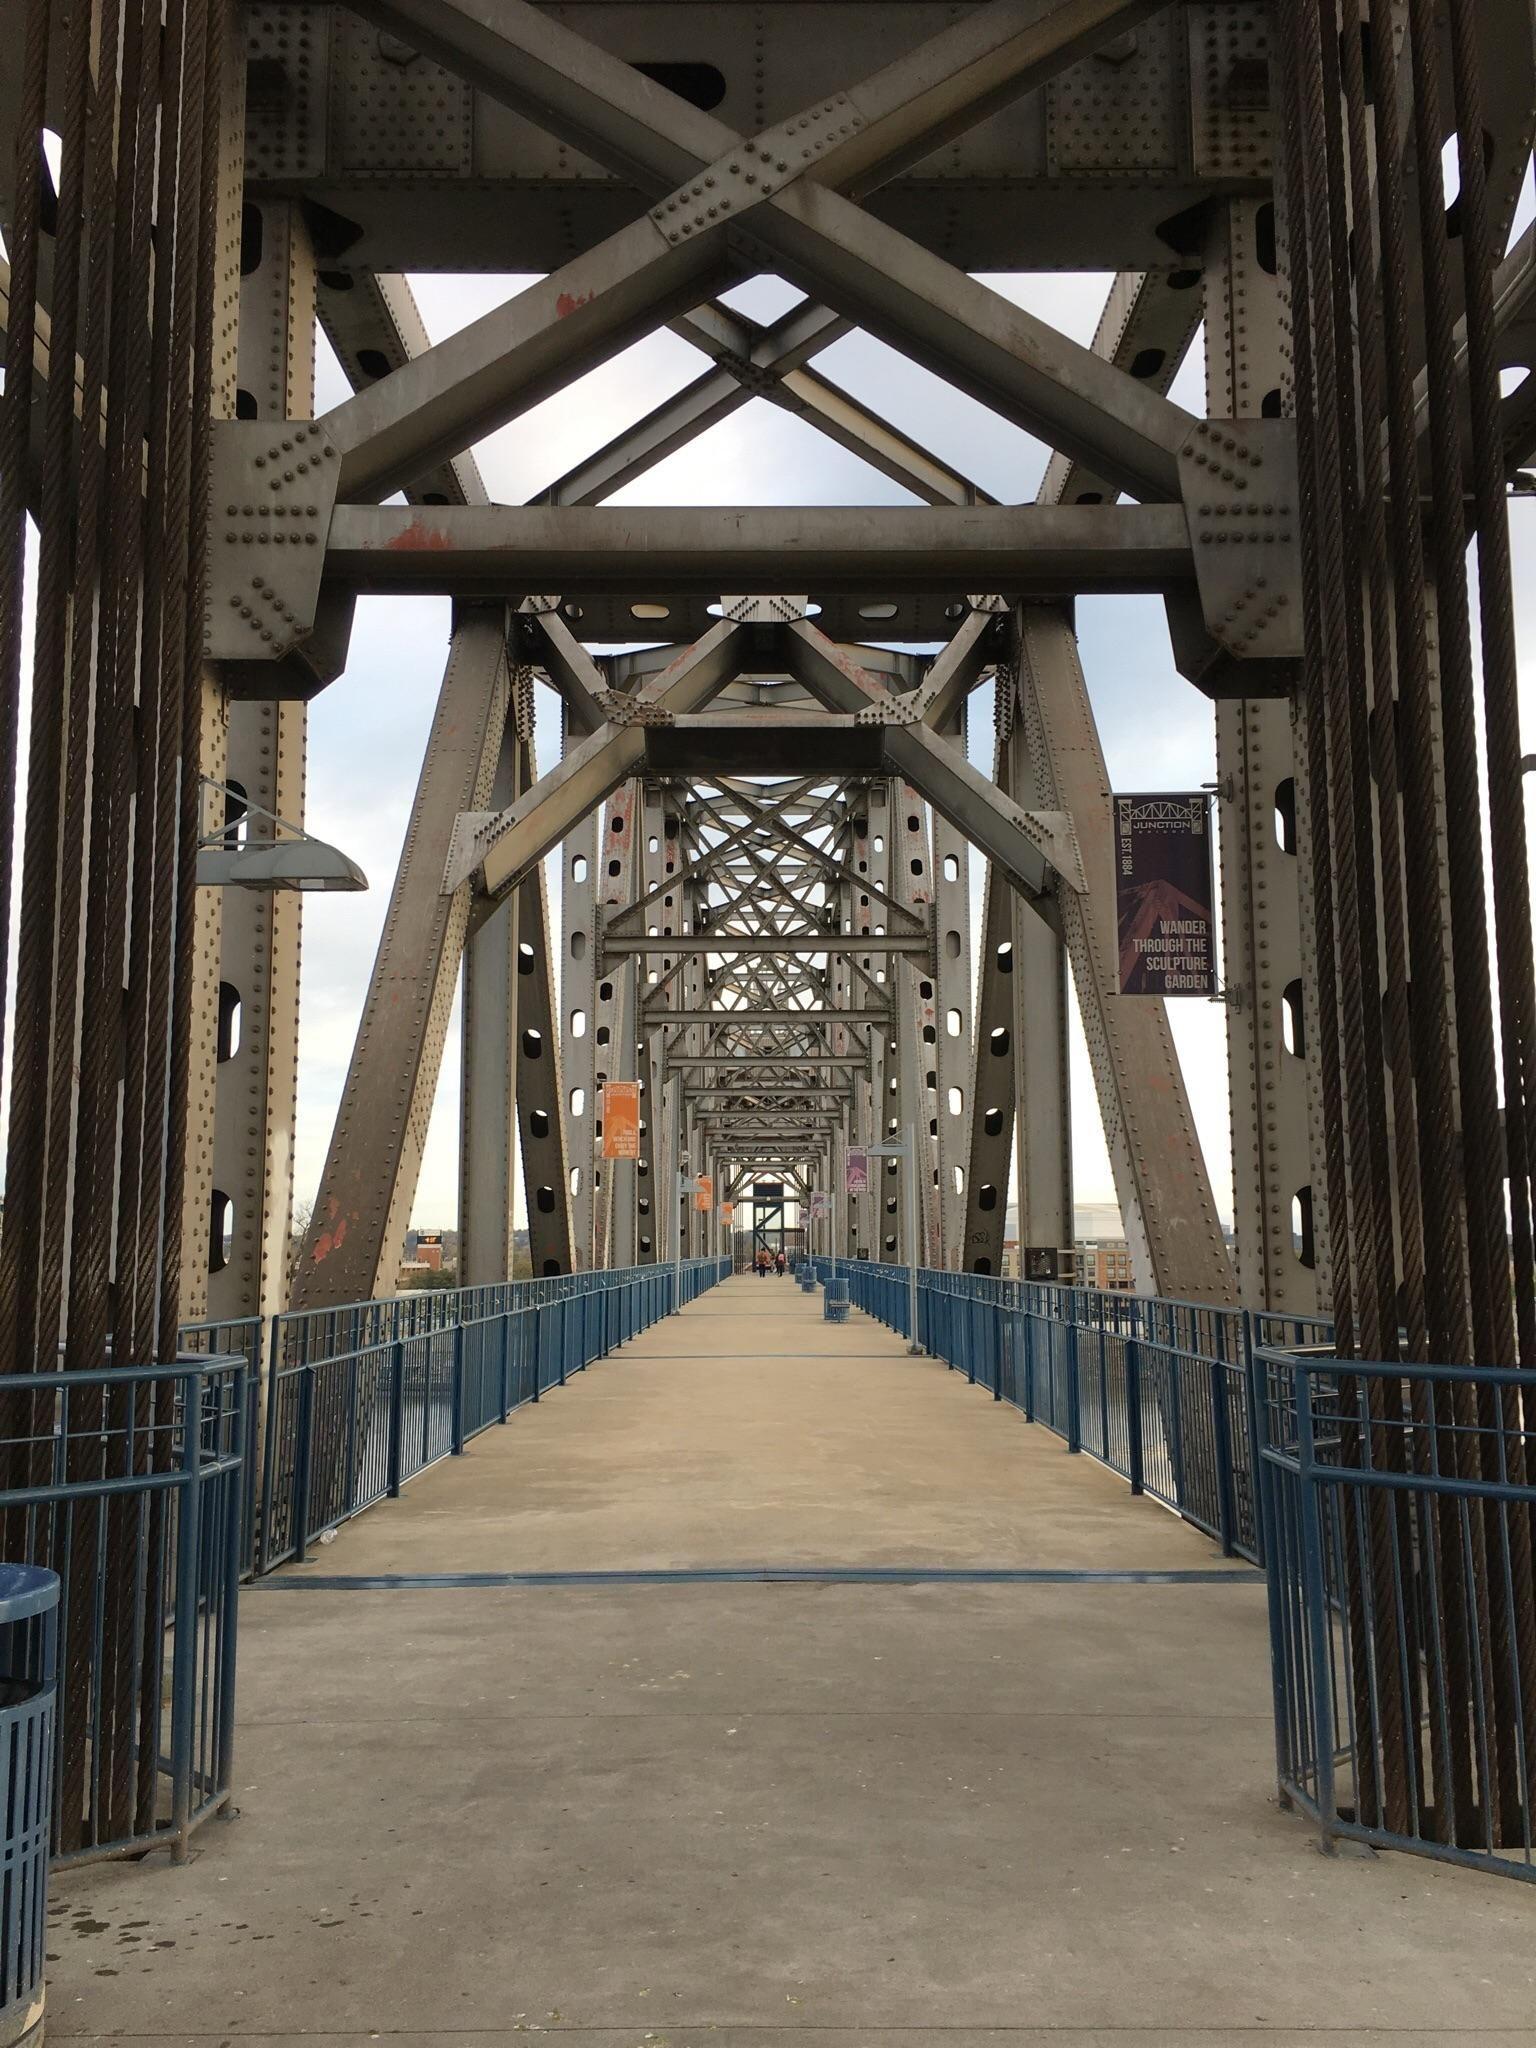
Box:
[195,778,368,893]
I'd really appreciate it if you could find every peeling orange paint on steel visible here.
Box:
[556,290,595,317]
[384,513,455,552]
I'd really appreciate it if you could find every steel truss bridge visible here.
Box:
[4,0,1536,1878]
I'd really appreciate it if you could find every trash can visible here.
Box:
[823,1279,850,1324]
[0,1566,58,2048]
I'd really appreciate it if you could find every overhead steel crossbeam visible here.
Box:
[324,0,1187,501]
[208,0,1305,703]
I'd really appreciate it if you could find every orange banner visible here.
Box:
[721,1202,734,1224]
[693,1172,714,1213]
[601,1079,640,1160]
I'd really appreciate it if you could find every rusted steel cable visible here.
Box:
[1336,2,1438,1834]
[1365,0,1480,1838]
[1304,0,1413,1832]
[92,0,165,1854]
[0,0,53,1379]
[51,0,127,1855]
[1405,0,1525,1846]
[1444,0,1536,1842]
[1337,9,1426,1369]
[133,0,201,1837]
[160,0,226,1363]
[0,0,91,1543]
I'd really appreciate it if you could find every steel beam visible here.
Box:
[1039,270,1204,508]
[460,716,523,1285]
[222,0,1202,597]
[315,269,487,507]
[1204,199,1319,1312]
[293,611,510,1307]
[323,502,1194,597]
[783,623,1084,900]
[467,621,745,900]
[961,815,1022,1277]
[1015,606,1234,1303]
[511,755,575,1277]
[210,201,313,1323]
[604,933,933,956]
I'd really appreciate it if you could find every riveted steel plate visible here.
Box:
[244,4,329,183]
[1178,418,1301,660]
[1047,13,1181,177]
[330,15,473,177]
[1188,2,1273,182]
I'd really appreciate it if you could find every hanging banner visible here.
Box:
[1113,793,1217,996]
[845,1148,869,1195]
[601,1079,641,1159]
[809,1191,831,1219]
[694,1173,713,1213]
[721,1202,734,1225]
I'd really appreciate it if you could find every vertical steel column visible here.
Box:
[512,760,575,1276]
[210,199,313,1321]
[294,610,510,1307]
[931,704,975,1271]
[1002,668,1074,1273]
[552,720,602,1261]
[1015,607,1234,1304]
[459,698,523,1286]
[1204,199,1323,1316]
[892,783,939,1267]
[862,781,906,1265]
[177,6,247,1320]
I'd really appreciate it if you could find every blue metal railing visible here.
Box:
[256,1257,729,1571]
[1257,1345,1536,1883]
[0,1356,247,1866]
[831,1260,1276,1564]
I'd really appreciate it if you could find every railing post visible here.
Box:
[1166,1343,1186,1511]
[344,1352,361,1515]
[293,1363,316,1561]
[499,1311,511,1422]
[1210,1354,1235,1555]
[1125,1336,1144,1494]
[1023,1309,1036,1422]
[1293,1362,1338,1851]
[451,1321,466,1455]
[1066,1319,1082,1453]
[169,1367,205,1862]
[993,1295,1003,1400]
[1242,1310,1265,1566]
[386,1336,406,1495]
[257,1314,284,1573]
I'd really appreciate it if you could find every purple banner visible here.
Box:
[1114,792,1217,997]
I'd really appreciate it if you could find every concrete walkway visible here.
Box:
[49,1276,1536,2043]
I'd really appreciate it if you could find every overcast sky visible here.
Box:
[285,220,1536,1238]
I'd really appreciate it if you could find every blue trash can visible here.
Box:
[823,1279,850,1324]
[0,1566,58,2048]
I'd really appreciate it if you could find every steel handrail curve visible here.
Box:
[0,1353,248,1868]
[1257,1345,1536,1884]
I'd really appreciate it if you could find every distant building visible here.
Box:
[1075,1238,1134,1291]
